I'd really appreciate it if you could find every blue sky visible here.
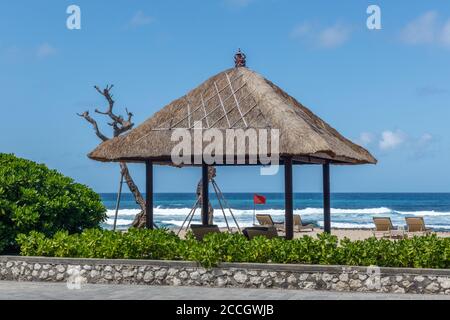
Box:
[1,0,449,193]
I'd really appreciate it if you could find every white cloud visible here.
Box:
[379,130,406,150]
[401,11,450,48]
[317,23,351,48]
[401,11,437,45]
[418,133,433,146]
[291,22,351,49]
[130,11,154,28]
[357,132,375,146]
[36,43,56,59]
[360,130,435,157]
[440,19,450,47]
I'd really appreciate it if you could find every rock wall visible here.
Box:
[1,256,450,294]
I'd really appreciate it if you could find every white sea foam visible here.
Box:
[105,206,450,228]
[297,207,393,215]
[105,216,450,230]
[105,218,133,226]
[427,224,450,230]
[107,207,394,217]
[107,209,141,217]
[316,221,375,229]
[108,206,450,218]
[396,210,450,217]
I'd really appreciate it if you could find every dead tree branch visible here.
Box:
[78,85,146,229]
[92,85,134,137]
[76,111,109,142]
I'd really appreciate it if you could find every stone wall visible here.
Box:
[1,256,450,294]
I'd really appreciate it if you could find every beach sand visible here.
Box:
[173,227,450,241]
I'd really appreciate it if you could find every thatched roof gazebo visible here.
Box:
[89,51,376,239]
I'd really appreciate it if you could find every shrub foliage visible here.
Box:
[0,154,106,253]
[17,228,450,269]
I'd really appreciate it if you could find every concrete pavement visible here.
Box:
[0,281,449,300]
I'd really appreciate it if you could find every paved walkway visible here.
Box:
[0,281,448,300]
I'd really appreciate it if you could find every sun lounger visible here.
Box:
[242,226,279,240]
[405,217,432,237]
[373,217,400,238]
[190,224,221,241]
[255,214,284,230]
[293,214,314,232]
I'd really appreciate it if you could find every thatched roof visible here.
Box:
[88,67,377,165]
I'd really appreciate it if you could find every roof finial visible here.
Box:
[234,48,246,68]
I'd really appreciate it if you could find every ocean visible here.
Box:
[101,193,450,232]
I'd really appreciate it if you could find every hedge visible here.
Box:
[17,229,450,269]
[0,153,106,253]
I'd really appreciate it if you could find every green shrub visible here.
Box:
[17,228,180,260]
[179,232,252,267]
[0,153,106,253]
[16,228,450,269]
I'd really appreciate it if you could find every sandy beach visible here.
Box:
[173,227,450,241]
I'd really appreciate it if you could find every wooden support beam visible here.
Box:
[145,160,154,229]
[202,163,209,225]
[323,163,331,234]
[284,157,294,240]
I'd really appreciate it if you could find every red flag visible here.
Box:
[253,194,266,205]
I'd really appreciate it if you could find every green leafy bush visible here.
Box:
[0,153,106,253]
[17,228,179,260]
[16,228,450,269]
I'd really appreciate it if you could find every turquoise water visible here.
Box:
[101,193,450,231]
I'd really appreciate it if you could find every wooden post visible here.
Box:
[284,157,294,240]
[113,172,124,231]
[323,163,331,234]
[145,160,154,229]
[202,163,209,226]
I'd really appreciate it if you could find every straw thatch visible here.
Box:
[88,67,377,165]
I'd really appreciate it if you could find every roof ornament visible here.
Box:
[234,48,246,68]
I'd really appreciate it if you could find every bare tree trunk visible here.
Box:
[119,162,147,228]
[78,85,149,229]
[131,210,147,228]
